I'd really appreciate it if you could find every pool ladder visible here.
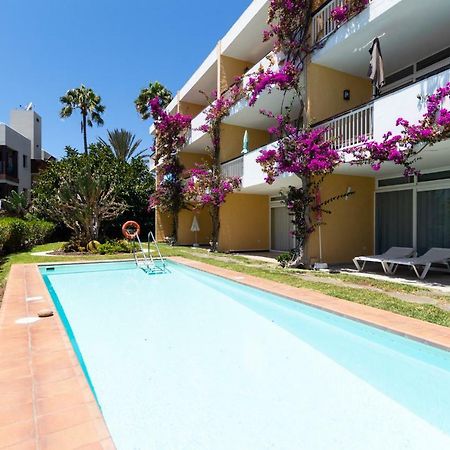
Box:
[133,232,167,274]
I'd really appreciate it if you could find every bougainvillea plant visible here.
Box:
[350,82,450,176]
[331,0,370,24]
[194,83,243,251]
[148,97,192,243]
[184,164,241,251]
[256,123,351,263]
[246,0,369,267]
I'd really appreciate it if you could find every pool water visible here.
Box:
[41,261,450,450]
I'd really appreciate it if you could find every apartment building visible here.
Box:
[154,0,450,263]
[0,107,53,197]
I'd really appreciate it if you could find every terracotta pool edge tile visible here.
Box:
[0,263,116,449]
[169,256,450,351]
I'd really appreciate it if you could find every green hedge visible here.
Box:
[0,217,55,254]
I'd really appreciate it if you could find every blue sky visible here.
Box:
[0,0,251,158]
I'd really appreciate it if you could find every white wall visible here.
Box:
[373,68,450,140]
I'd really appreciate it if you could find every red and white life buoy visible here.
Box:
[121,221,141,240]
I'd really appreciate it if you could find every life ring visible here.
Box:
[122,221,141,240]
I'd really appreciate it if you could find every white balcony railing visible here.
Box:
[312,0,346,43]
[221,156,244,178]
[319,102,374,150]
[312,0,373,43]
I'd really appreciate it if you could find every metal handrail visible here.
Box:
[148,231,166,268]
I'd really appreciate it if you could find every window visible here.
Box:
[376,190,413,254]
[378,176,413,188]
[23,155,27,168]
[417,189,450,254]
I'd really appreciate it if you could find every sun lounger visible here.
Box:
[353,247,415,272]
[381,247,450,279]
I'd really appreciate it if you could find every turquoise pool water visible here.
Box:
[41,260,450,450]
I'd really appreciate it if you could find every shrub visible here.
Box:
[0,217,55,254]
[97,240,132,255]
[277,250,295,268]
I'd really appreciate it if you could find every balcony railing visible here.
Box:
[318,102,374,150]
[312,0,373,43]
[221,156,244,178]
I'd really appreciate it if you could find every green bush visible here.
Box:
[0,217,55,254]
[277,250,295,268]
[97,240,132,255]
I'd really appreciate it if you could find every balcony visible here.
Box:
[312,0,450,85]
[184,51,294,152]
[221,66,450,188]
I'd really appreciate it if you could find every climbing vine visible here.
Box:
[248,0,369,266]
[193,84,243,251]
[148,97,192,243]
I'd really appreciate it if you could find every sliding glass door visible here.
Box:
[417,188,450,254]
[375,190,413,254]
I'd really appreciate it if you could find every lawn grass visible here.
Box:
[1,242,450,327]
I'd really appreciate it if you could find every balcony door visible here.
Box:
[417,188,450,254]
[271,206,293,252]
[375,190,413,254]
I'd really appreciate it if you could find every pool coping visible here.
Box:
[0,264,115,449]
[169,257,450,351]
[2,258,450,449]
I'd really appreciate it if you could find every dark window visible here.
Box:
[0,146,19,179]
[418,171,450,183]
[376,190,413,254]
[417,47,450,71]
[417,189,450,254]
[378,176,413,187]
[23,155,27,168]
[384,66,414,86]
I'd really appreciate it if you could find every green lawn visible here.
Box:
[1,242,450,327]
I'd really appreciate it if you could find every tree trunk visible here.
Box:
[171,212,178,245]
[288,174,311,268]
[82,112,88,155]
[210,205,220,252]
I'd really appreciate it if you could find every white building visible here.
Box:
[0,107,53,198]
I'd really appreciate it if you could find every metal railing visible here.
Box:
[318,102,374,150]
[221,156,244,178]
[312,0,373,43]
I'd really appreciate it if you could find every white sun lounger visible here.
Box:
[353,247,415,272]
[381,247,450,280]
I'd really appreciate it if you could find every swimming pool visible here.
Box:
[40,260,450,450]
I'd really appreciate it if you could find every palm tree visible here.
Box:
[134,81,173,120]
[99,129,147,161]
[60,85,106,154]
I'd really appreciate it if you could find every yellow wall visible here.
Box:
[155,152,211,242]
[178,101,205,118]
[178,208,213,246]
[312,0,327,9]
[155,209,172,242]
[179,152,211,170]
[307,173,375,264]
[307,64,372,124]
[219,193,270,251]
[220,124,270,163]
[220,55,252,93]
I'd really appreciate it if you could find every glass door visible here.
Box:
[417,188,450,254]
[375,190,413,254]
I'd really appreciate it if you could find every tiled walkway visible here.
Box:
[0,264,114,449]
[1,260,450,449]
